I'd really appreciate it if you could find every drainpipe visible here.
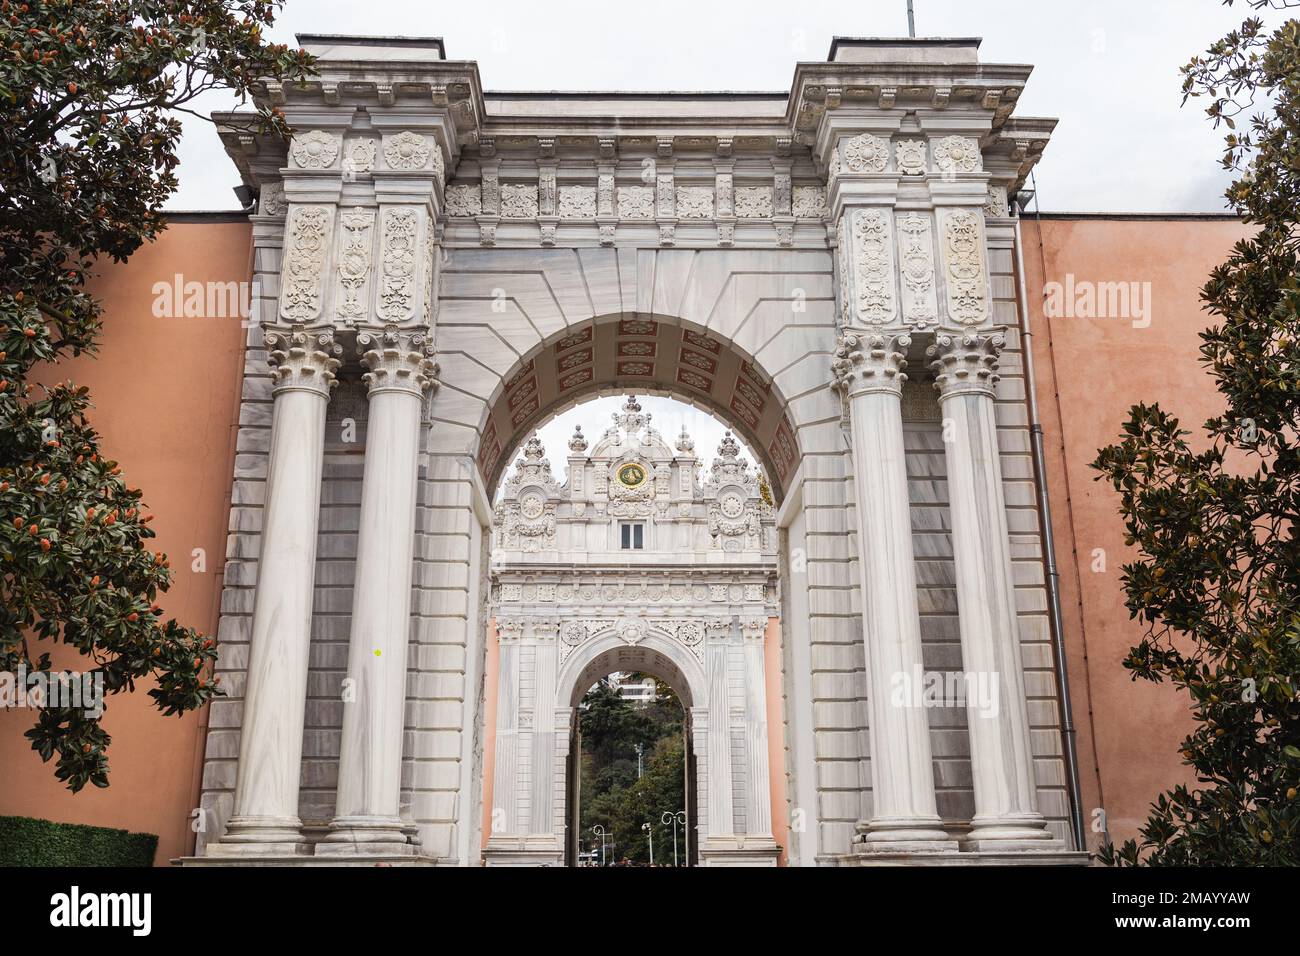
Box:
[1011,211,1086,853]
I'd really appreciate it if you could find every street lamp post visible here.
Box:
[642,822,654,865]
[661,810,687,867]
[591,824,607,867]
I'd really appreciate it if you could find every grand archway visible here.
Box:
[479,394,783,866]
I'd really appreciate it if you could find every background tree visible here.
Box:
[1092,0,1300,865]
[577,676,686,864]
[0,0,312,791]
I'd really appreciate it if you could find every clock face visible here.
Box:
[617,463,647,488]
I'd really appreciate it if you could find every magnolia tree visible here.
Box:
[0,1,313,791]
[1093,0,1300,864]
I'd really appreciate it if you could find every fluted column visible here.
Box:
[928,333,1057,850]
[834,332,955,852]
[320,326,436,853]
[211,326,340,855]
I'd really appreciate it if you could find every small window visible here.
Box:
[620,522,644,550]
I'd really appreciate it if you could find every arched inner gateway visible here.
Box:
[475,315,802,505]
[479,391,785,866]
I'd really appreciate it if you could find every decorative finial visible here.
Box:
[675,426,695,454]
[568,424,589,453]
[717,431,740,461]
[522,436,545,460]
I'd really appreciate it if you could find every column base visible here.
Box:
[960,813,1064,853]
[854,816,959,853]
[204,815,310,857]
[316,815,414,856]
[697,837,782,867]
[482,836,564,867]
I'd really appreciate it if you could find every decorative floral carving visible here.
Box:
[597,174,615,216]
[897,213,938,328]
[774,172,792,215]
[933,135,982,174]
[792,185,827,219]
[335,208,375,323]
[656,174,675,217]
[344,138,376,173]
[895,139,928,176]
[941,208,989,325]
[383,130,432,171]
[538,169,557,216]
[377,207,419,323]
[279,205,331,322]
[716,173,734,217]
[618,186,654,219]
[676,186,715,219]
[501,183,539,219]
[734,186,774,218]
[290,130,338,169]
[258,181,286,217]
[840,133,889,173]
[850,209,897,325]
[445,184,482,217]
[984,184,1009,218]
[558,185,596,219]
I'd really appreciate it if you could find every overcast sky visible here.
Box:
[171,0,1257,212]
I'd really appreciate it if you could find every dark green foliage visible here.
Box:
[0,1,314,791]
[0,814,157,866]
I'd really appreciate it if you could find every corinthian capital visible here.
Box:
[358,325,440,396]
[927,332,1004,399]
[265,325,342,397]
[831,331,911,398]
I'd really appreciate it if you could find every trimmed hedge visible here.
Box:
[0,815,158,866]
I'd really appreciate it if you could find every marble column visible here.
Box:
[834,332,956,851]
[211,326,340,855]
[928,332,1057,850]
[320,327,436,853]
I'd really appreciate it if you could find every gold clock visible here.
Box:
[617,463,647,488]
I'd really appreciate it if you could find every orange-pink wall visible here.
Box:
[479,620,499,856]
[0,220,250,864]
[1022,216,1251,851]
[764,618,788,865]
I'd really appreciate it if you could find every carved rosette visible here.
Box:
[831,331,911,398]
[846,208,898,325]
[383,131,433,173]
[290,130,339,169]
[927,332,1003,399]
[265,326,342,397]
[358,326,439,397]
[940,208,990,326]
[933,135,982,175]
[279,205,332,323]
[840,133,889,173]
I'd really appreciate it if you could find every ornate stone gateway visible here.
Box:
[189,34,1087,866]
[484,399,781,866]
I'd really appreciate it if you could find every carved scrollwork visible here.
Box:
[941,208,990,326]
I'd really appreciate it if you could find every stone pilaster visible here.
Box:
[833,332,956,852]
[928,333,1059,851]
[320,327,437,855]
[207,326,341,856]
